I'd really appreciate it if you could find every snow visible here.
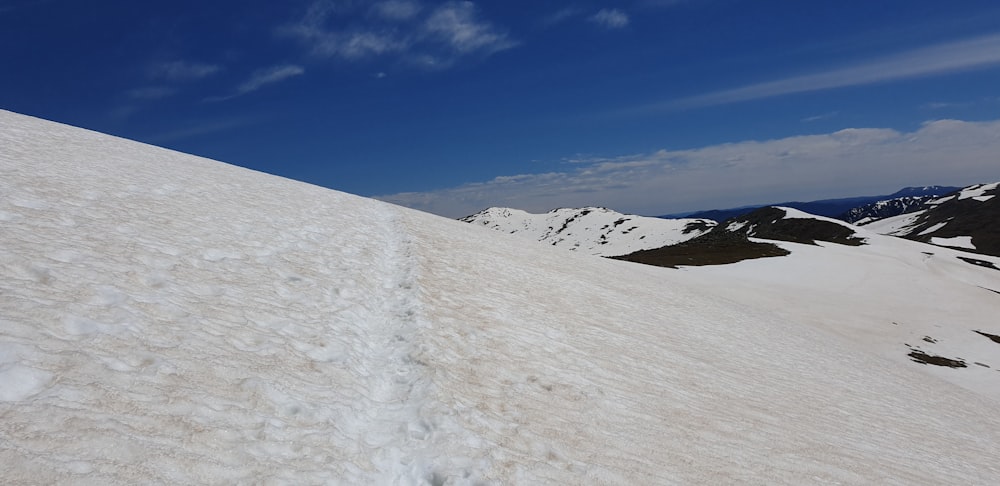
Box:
[957,182,1000,201]
[775,206,857,227]
[918,220,949,236]
[864,210,927,235]
[3,109,1000,484]
[931,236,977,250]
[460,206,714,256]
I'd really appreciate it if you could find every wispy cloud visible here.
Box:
[148,61,222,82]
[589,9,629,29]
[207,65,305,102]
[801,111,838,123]
[372,0,422,21]
[648,33,1000,110]
[424,1,515,54]
[280,0,514,68]
[378,119,1000,218]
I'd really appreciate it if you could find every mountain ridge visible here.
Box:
[665,185,960,222]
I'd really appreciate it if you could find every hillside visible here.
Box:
[866,182,1000,256]
[459,206,714,256]
[2,110,1000,484]
[615,207,1000,404]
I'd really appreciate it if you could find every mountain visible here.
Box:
[614,206,865,268]
[459,206,715,257]
[3,109,1000,484]
[670,186,960,222]
[841,195,941,224]
[865,182,1000,257]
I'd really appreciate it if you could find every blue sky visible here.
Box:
[3,0,1000,217]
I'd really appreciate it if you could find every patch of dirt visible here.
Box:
[611,230,790,268]
[907,349,967,368]
[974,330,1000,344]
[958,257,999,271]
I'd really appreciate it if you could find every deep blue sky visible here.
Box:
[3,0,1000,217]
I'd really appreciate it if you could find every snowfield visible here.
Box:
[3,110,1000,484]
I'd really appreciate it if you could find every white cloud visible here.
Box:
[657,33,1000,110]
[207,65,305,102]
[238,65,305,93]
[589,9,629,29]
[378,119,1000,218]
[281,0,514,67]
[423,1,515,54]
[149,61,222,81]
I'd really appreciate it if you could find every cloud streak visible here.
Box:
[590,9,629,29]
[378,119,1000,218]
[207,65,305,102]
[148,61,222,82]
[654,33,1000,110]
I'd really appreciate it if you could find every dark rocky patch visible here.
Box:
[958,257,999,271]
[980,286,1000,295]
[611,229,789,268]
[975,362,990,368]
[682,220,715,234]
[922,336,937,343]
[726,207,866,246]
[907,349,967,368]
[974,330,1000,344]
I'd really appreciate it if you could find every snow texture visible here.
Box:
[460,206,714,256]
[3,110,1000,484]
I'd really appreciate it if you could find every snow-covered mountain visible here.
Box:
[865,182,1000,256]
[3,110,1000,484]
[842,195,942,224]
[459,206,715,256]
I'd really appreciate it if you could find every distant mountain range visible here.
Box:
[663,186,960,223]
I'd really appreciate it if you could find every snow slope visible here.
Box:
[676,215,1000,402]
[3,110,1000,484]
[459,206,714,257]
